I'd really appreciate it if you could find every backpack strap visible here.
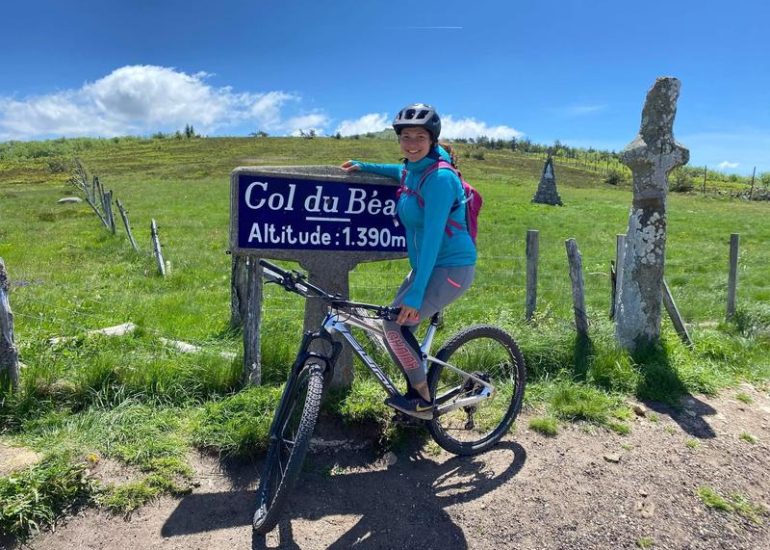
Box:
[417,160,457,192]
[399,161,465,236]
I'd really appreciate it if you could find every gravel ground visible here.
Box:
[6,383,770,550]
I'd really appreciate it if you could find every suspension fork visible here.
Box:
[267,329,341,438]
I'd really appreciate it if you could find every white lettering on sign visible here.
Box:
[247,222,407,249]
[244,181,297,211]
[249,223,332,245]
[243,180,396,216]
[345,188,396,215]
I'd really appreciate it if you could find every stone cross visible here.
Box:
[615,77,689,351]
[0,258,20,390]
[532,155,563,206]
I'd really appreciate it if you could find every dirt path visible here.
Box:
[11,384,770,550]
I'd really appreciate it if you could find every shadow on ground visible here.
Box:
[161,440,526,549]
[633,342,717,438]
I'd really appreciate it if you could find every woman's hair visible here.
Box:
[439,141,459,168]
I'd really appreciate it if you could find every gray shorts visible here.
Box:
[392,265,475,324]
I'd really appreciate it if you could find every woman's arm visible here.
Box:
[341,160,402,181]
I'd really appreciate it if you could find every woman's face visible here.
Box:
[399,127,432,162]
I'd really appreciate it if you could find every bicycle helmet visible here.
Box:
[392,103,441,141]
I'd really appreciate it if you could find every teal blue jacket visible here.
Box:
[352,146,477,309]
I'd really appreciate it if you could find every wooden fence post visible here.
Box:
[0,258,20,391]
[662,279,693,347]
[243,257,262,385]
[525,229,539,321]
[104,190,116,234]
[565,238,589,337]
[150,219,166,277]
[727,233,740,320]
[116,199,139,252]
[70,164,109,228]
[230,254,249,329]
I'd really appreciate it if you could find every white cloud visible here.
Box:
[286,113,331,136]
[0,65,324,139]
[247,91,297,130]
[441,115,524,140]
[718,160,740,171]
[335,113,389,136]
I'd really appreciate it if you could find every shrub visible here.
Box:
[670,169,694,192]
[604,169,625,186]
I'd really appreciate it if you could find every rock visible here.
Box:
[632,404,648,417]
[383,451,397,467]
[57,197,83,204]
[684,409,697,417]
[636,500,656,518]
[603,453,621,463]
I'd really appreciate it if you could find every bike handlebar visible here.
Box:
[258,259,400,320]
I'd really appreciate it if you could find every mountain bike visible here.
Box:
[252,259,526,534]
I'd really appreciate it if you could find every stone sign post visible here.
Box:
[615,77,689,351]
[230,166,407,389]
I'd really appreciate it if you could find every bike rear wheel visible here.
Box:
[427,325,526,456]
[253,362,324,534]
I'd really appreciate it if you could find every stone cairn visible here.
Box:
[532,155,563,206]
[615,77,689,351]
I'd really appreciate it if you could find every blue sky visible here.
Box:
[1,0,768,174]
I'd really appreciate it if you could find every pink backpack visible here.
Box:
[399,160,483,243]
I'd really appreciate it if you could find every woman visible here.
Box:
[341,103,476,419]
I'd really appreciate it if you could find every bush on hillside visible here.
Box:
[671,169,694,192]
[604,168,625,186]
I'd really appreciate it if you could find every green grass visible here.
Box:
[636,536,655,549]
[739,432,758,444]
[529,416,559,436]
[0,455,96,540]
[697,486,767,524]
[2,135,770,539]
[735,392,753,404]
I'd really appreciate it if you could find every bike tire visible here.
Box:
[253,362,324,534]
[427,325,526,456]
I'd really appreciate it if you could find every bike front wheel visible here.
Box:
[253,362,324,534]
[427,325,526,456]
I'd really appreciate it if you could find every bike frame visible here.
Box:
[260,260,496,417]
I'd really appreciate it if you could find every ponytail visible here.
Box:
[438,141,459,168]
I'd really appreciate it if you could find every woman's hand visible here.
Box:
[396,305,420,325]
[340,160,360,172]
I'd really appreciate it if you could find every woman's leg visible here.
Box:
[383,266,475,401]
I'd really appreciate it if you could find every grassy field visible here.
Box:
[1,135,770,539]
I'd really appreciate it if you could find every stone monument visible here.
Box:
[615,77,689,351]
[532,155,563,206]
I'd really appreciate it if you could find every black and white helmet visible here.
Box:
[392,103,441,141]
